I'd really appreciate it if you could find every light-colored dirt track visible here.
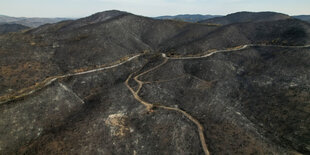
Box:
[125,57,210,155]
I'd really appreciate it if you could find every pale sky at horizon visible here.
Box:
[0,0,309,18]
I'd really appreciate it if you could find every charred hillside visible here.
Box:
[0,10,218,96]
[166,18,310,54]
[0,23,29,35]
[200,11,291,25]
[0,10,309,154]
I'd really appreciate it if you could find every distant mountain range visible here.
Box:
[199,11,291,25]
[155,12,310,24]
[155,14,221,22]
[293,15,310,23]
[0,15,70,27]
[0,12,309,30]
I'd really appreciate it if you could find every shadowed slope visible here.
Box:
[0,24,29,35]
[200,11,291,25]
[168,19,310,54]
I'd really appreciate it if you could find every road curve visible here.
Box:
[1,43,309,104]
[0,54,142,105]
[164,44,310,60]
[0,43,309,154]
[125,57,210,155]
[125,43,310,155]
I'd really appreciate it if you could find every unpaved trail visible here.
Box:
[164,45,249,60]
[164,44,310,60]
[124,43,310,155]
[1,44,309,105]
[0,43,309,153]
[2,44,309,104]
[0,54,142,105]
[125,57,210,155]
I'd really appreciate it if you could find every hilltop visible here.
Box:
[199,11,291,25]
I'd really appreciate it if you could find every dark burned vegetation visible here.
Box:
[0,10,309,154]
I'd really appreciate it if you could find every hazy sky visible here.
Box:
[1,0,309,18]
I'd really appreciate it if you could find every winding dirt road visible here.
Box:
[124,43,310,155]
[125,56,213,154]
[164,44,310,60]
[0,54,142,105]
[3,43,310,105]
[1,44,310,154]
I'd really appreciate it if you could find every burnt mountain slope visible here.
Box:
[0,10,218,96]
[200,11,291,25]
[1,45,309,154]
[0,23,29,35]
[0,10,309,154]
[167,18,310,54]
